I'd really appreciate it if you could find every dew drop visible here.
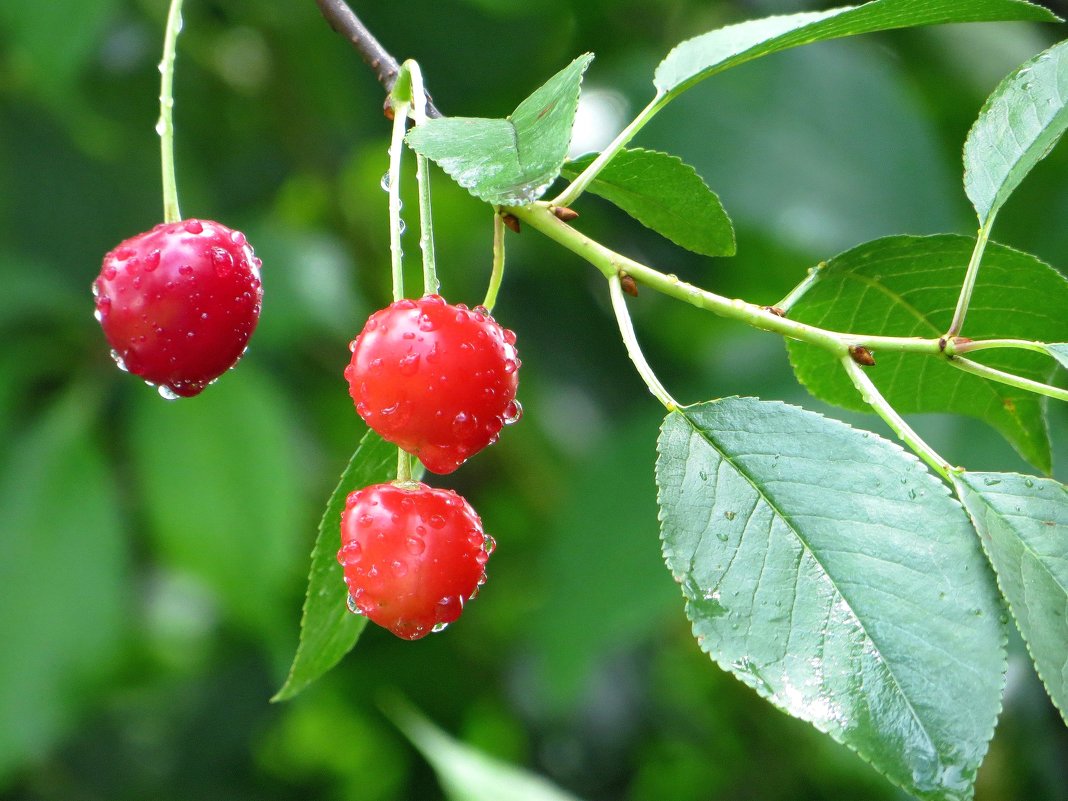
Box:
[357,513,373,527]
[230,229,247,246]
[431,621,450,633]
[110,349,128,372]
[397,353,420,375]
[428,514,446,529]
[391,560,408,577]
[406,536,425,555]
[452,411,478,437]
[178,264,194,276]
[1024,478,1035,488]
[503,329,517,346]
[380,172,391,191]
[183,219,204,234]
[983,477,1002,486]
[157,385,179,400]
[483,533,496,554]
[502,399,523,425]
[418,313,437,332]
[103,266,118,281]
[338,541,362,564]
[346,594,365,616]
[503,359,517,374]
[211,246,234,276]
[155,118,167,136]
[143,250,161,271]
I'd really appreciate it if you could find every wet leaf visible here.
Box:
[654,0,1055,99]
[406,55,593,206]
[273,430,397,702]
[954,471,1068,724]
[657,398,1005,801]
[964,40,1068,225]
[1046,343,1068,370]
[786,235,1068,473]
[561,148,735,257]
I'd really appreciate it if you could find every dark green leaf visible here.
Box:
[954,471,1068,724]
[786,235,1068,473]
[383,696,587,801]
[964,40,1068,225]
[654,0,1056,98]
[0,387,128,782]
[406,55,593,206]
[128,368,305,647]
[657,398,1005,801]
[273,430,396,702]
[561,148,735,257]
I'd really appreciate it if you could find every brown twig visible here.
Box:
[314,0,441,118]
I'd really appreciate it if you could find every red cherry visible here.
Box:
[344,295,521,474]
[93,219,263,398]
[338,482,494,640]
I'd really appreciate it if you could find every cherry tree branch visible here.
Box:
[313,0,441,118]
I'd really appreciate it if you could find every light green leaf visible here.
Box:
[273,429,396,702]
[654,0,1055,98]
[964,40,1068,225]
[1046,343,1068,370]
[128,367,304,646]
[561,148,735,257]
[657,398,1005,801]
[406,54,593,206]
[384,696,587,801]
[0,387,128,783]
[954,471,1068,724]
[786,235,1068,474]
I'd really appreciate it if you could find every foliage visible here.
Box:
[2,1,1068,800]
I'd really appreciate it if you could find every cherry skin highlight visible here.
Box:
[338,482,494,640]
[345,295,521,473]
[93,219,263,398]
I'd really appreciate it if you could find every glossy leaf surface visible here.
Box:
[407,55,593,205]
[955,471,1068,724]
[964,40,1068,224]
[273,430,397,701]
[561,148,735,256]
[657,398,1005,801]
[654,0,1055,98]
[786,235,1068,473]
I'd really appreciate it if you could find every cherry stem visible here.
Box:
[387,96,411,302]
[158,0,184,223]
[396,449,412,483]
[483,210,506,312]
[404,60,439,296]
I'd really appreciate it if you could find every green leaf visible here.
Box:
[1045,343,1068,370]
[406,54,593,206]
[954,471,1068,725]
[383,696,587,801]
[128,368,305,646]
[657,398,1005,801]
[786,235,1068,473]
[654,0,1056,98]
[560,148,735,257]
[964,40,1068,225]
[273,429,396,702]
[0,387,128,782]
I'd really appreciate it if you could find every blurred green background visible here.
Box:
[2,1,1067,799]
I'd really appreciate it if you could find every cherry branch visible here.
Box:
[313,0,441,118]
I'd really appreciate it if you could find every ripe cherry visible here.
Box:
[338,481,494,640]
[345,295,521,474]
[93,219,263,398]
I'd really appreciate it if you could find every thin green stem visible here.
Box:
[840,356,955,480]
[949,357,1068,403]
[947,337,1053,357]
[483,210,506,312]
[608,274,678,410]
[404,60,438,295]
[396,449,412,483]
[158,0,184,223]
[776,262,825,313]
[945,215,996,338]
[550,91,668,208]
[387,98,411,302]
